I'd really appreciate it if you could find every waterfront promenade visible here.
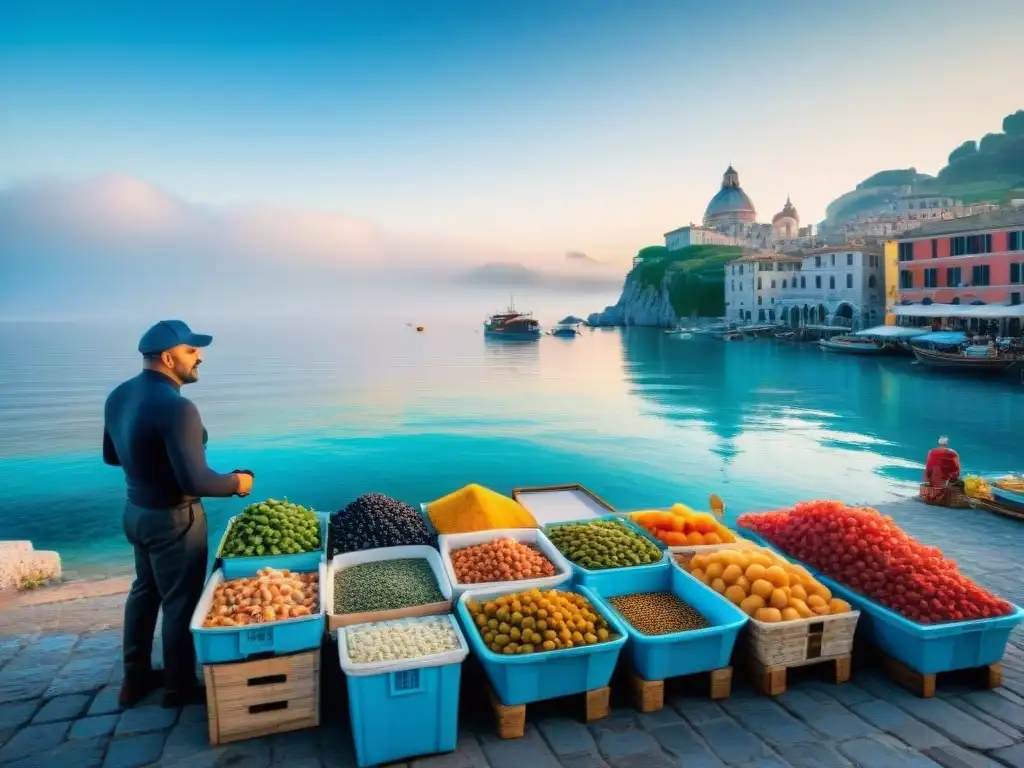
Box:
[2,498,1024,767]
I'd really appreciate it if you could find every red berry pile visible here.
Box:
[737,500,1013,625]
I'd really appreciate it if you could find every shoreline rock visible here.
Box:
[0,540,62,592]
[587,272,678,327]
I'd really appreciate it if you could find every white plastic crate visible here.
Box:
[438,527,573,599]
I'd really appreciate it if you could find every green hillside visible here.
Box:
[632,244,742,317]
[827,109,1024,221]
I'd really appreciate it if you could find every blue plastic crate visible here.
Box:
[814,573,1024,675]
[339,615,469,768]
[542,515,670,592]
[735,527,1024,674]
[218,511,329,579]
[456,584,627,706]
[190,563,326,664]
[588,562,748,681]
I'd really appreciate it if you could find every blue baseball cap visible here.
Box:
[138,320,213,356]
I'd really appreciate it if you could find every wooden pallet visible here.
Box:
[879,651,1002,698]
[203,649,320,745]
[486,681,610,739]
[747,653,851,697]
[623,663,732,713]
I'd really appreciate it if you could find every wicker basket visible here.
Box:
[745,610,860,667]
[672,545,862,667]
[919,483,970,509]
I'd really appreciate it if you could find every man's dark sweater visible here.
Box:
[103,370,239,508]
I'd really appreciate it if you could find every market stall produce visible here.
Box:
[439,528,573,600]
[202,567,319,626]
[456,584,627,735]
[333,558,443,615]
[679,547,851,622]
[737,500,1013,624]
[546,518,662,571]
[587,562,746,710]
[222,499,322,557]
[343,614,462,664]
[338,614,470,767]
[191,565,326,664]
[964,475,993,500]
[326,545,452,629]
[329,493,435,556]
[450,538,557,584]
[629,504,736,546]
[465,587,617,654]
[425,484,537,534]
[607,592,710,635]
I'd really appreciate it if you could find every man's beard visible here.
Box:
[181,364,201,383]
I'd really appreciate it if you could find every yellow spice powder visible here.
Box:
[426,484,537,534]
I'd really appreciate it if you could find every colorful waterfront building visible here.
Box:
[891,208,1024,307]
[725,245,886,329]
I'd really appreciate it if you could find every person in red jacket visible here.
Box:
[924,437,962,488]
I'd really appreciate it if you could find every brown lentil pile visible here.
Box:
[608,592,710,635]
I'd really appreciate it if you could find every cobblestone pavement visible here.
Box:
[2,499,1024,767]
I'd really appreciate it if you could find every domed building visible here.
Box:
[772,196,800,238]
[703,165,757,231]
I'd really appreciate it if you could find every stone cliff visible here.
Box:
[586,244,741,327]
[586,271,678,327]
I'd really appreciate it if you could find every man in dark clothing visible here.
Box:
[103,320,254,708]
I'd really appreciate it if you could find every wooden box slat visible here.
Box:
[204,649,320,745]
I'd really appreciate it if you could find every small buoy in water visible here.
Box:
[416,326,424,332]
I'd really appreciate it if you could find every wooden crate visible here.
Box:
[621,661,732,713]
[743,611,859,696]
[204,649,320,745]
[747,653,852,697]
[879,651,1003,698]
[486,680,610,739]
[746,610,859,667]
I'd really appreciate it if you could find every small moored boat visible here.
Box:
[550,323,582,337]
[909,332,1024,375]
[818,335,886,355]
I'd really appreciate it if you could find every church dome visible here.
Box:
[703,165,756,227]
[772,196,799,225]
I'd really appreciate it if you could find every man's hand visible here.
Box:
[234,472,254,497]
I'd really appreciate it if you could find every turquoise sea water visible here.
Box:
[1,295,1021,580]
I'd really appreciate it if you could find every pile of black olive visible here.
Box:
[328,492,436,556]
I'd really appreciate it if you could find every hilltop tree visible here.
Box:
[1004,109,1024,136]
[979,133,1008,154]
[948,140,977,164]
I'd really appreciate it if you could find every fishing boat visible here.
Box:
[913,346,1024,376]
[773,330,796,341]
[723,330,743,341]
[483,301,542,340]
[990,476,1024,514]
[818,335,886,354]
[549,322,582,337]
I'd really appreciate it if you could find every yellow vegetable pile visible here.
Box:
[629,502,736,547]
[425,484,537,534]
[202,568,318,627]
[679,548,851,623]
[964,475,993,500]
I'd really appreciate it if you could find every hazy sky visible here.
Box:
[2,0,1024,266]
